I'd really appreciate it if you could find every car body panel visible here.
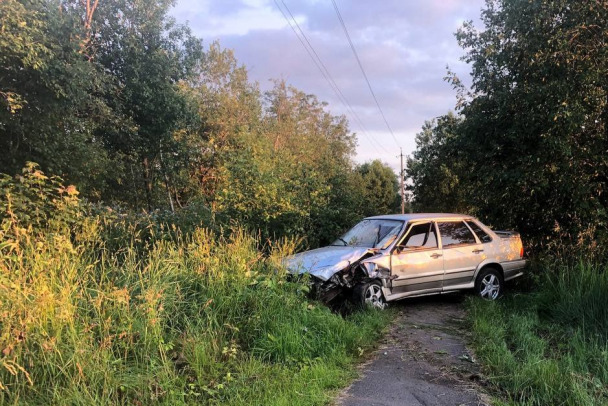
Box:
[441,242,487,290]
[391,249,444,292]
[282,245,372,281]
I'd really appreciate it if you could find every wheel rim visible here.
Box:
[364,284,386,309]
[480,274,500,300]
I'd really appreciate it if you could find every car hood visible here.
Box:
[283,245,372,281]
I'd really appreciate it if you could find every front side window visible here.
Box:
[399,222,437,249]
[332,219,404,248]
[437,221,476,248]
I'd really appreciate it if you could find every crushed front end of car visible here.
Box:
[283,245,392,308]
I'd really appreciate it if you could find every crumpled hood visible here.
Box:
[283,246,371,281]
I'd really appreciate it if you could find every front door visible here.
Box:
[390,221,444,296]
[436,221,485,290]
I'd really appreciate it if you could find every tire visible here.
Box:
[475,267,503,300]
[353,280,387,309]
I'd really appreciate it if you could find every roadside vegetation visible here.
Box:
[468,261,608,405]
[3,0,608,404]
[405,1,608,405]
[1,1,400,404]
[0,0,400,248]
[0,167,391,405]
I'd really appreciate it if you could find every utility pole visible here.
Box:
[399,148,405,214]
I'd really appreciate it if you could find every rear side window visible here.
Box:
[466,220,492,243]
[437,221,476,248]
[400,222,437,249]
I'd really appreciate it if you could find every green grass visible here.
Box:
[467,262,608,405]
[0,220,391,405]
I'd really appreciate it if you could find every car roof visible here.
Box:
[364,213,474,222]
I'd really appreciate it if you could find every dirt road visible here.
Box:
[336,294,489,406]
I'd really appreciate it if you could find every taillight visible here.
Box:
[520,246,524,258]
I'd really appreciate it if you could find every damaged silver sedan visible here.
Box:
[283,213,526,309]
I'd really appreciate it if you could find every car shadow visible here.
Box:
[389,291,468,309]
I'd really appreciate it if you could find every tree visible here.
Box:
[409,0,608,250]
[406,113,470,213]
[181,42,263,205]
[454,0,608,248]
[356,160,400,216]
[0,0,48,113]
[209,81,360,246]
[0,0,115,197]
[91,0,203,210]
[2,2,387,249]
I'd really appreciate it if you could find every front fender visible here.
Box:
[360,254,393,287]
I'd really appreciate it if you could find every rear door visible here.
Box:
[437,221,485,290]
[390,221,444,296]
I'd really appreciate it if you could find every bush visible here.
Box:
[0,167,390,405]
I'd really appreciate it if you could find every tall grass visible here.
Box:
[0,217,390,405]
[468,262,608,405]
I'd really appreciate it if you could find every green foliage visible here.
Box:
[408,0,608,250]
[356,160,400,217]
[1,1,399,248]
[406,112,470,213]
[0,0,117,197]
[0,170,391,405]
[455,0,608,248]
[0,162,82,234]
[0,0,48,113]
[92,0,203,209]
[197,76,371,247]
[468,261,608,405]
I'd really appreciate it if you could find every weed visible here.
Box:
[0,171,391,405]
[468,261,608,405]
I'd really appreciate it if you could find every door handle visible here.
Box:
[472,249,484,254]
[430,253,442,259]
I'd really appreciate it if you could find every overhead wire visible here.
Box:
[331,0,401,149]
[273,0,391,155]
[279,0,389,155]
[276,0,389,155]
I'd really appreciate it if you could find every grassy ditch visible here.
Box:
[467,262,608,405]
[0,219,391,405]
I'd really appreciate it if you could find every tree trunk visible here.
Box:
[130,163,139,210]
[159,149,175,213]
[143,157,153,212]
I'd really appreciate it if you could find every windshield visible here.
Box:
[332,219,404,248]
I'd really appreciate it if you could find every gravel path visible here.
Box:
[335,294,490,406]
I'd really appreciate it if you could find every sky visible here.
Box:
[171,0,486,171]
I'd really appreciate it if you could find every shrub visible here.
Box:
[0,166,390,405]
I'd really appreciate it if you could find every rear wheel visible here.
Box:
[475,267,503,300]
[353,280,387,309]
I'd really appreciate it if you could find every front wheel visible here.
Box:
[353,281,387,309]
[475,268,503,300]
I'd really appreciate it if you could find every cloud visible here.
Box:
[172,0,288,37]
[171,0,486,165]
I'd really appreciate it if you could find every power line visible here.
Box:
[331,0,401,149]
[273,0,391,155]
[280,0,391,155]
[275,0,389,155]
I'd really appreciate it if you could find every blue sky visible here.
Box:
[171,0,486,170]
